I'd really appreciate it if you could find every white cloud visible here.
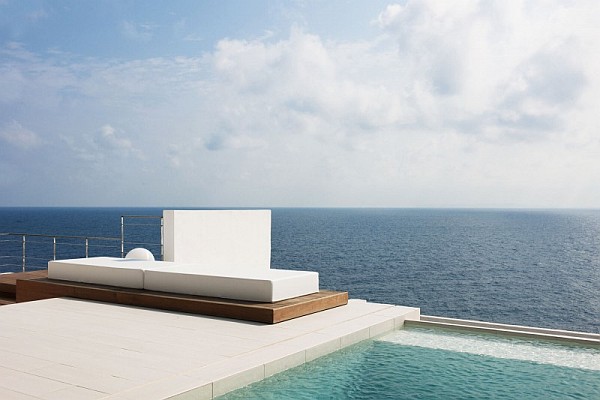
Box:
[375,1,597,141]
[27,8,48,22]
[0,66,26,103]
[0,120,41,149]
[59,124,144,165]
[95,125,144,159]
[377,4,403,29]
[121,21,157,41]
[183,34,204,42]
[96,124,135,152]
[206,27,412,146]
[1,1,599,206]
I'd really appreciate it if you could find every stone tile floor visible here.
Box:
[0,298,419,400]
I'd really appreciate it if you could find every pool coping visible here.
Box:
[407,315,600,347]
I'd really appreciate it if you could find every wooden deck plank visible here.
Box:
[16,278,348,324]
[0,270,48,296]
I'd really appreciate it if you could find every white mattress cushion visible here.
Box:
[144,264,319,302]
[48,257,172,289]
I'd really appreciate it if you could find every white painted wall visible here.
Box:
[163,210,271,270]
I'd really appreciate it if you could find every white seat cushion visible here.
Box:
[48,257,172,289]
[144,264,319,302]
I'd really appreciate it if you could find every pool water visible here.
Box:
[217,328,600,399]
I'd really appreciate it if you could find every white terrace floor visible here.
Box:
[0,298,419,400]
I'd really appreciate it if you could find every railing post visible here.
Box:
[53,237,57,260]
[120,216,125,258]
[160,216,164,261]
[85,238,89,258]
[22,235,26,272]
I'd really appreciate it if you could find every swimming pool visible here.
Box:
[217,327,600,399]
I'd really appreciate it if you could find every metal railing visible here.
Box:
[0,215,163,273]
[120,215,164,260]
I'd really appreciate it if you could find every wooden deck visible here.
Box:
[0,270,48,304]
[16,277,348,324]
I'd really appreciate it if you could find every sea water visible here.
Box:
[217,327,600,400]
[0,207,599,333]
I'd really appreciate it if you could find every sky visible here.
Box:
[1,0,599,208]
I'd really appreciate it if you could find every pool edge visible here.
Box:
[407,315,600,347]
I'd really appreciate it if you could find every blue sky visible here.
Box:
[1,1,599,207]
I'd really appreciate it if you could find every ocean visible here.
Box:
[0,207,598,334]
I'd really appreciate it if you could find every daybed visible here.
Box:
[47,209,320,303]
[48,257,319,303]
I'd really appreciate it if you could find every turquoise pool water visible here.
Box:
[218,328,600,399]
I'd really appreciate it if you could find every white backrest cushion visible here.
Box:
[163,210,271,270]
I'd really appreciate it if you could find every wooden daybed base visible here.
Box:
[16,278,348,324]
